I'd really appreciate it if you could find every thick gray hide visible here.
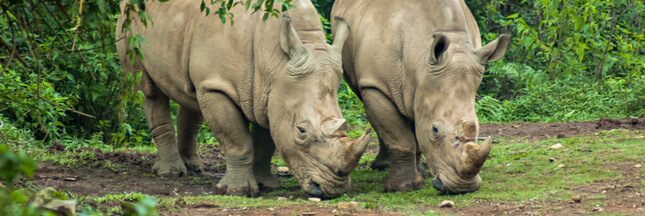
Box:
[117,0,371,198]
[332,0,509,194]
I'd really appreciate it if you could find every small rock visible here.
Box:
[308,197,321,202]
[572,196,581,203]
[602,190,607,194]
[439,200,455,208]
[278,167,289,173]
[636,164,642,168]
[554,164,566,170]
[277,197,288,201]
[332,209,338,214]
[549,158,555,162]
[592,207,604,212]
[338,201,359,209]
[301,212,316,216]
[550,143,564,149]
[268,208,274,211]
[43,200,76,215]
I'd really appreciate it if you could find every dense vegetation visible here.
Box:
[0,0,643,213]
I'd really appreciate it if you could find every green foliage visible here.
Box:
[497,75,645,122]
[470,0,645,122]
[0,142,41,215]
[199,0,294,25]
[475,95,503,122]
[1,0,150,147]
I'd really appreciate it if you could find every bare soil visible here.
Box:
[28,116,645,215]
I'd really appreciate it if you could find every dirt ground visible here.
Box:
[29,116,645,215]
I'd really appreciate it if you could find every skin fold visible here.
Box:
[116,0,371,198]
[332,0,509,194]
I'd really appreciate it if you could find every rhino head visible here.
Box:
[267,17,371,198]
[414,33,510,194]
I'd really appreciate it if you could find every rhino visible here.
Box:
[116,0,372,198]
[331,0,509,194]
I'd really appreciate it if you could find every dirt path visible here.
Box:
[28,116,645,215]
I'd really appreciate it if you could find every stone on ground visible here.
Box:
[439,200,455,208]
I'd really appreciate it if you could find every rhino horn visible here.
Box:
[460,136,492,178]
[337,128,372,176]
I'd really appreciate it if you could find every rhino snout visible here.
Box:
[305,181,322,197]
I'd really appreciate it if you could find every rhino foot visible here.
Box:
[152,160,187,177]
[216,177,260,197]
[255,174,280,191]
[182,155,205,174]
[370,159,390,171]
[384,167,425,192]
[385,174,425,192]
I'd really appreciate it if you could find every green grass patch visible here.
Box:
[23,129,645,215]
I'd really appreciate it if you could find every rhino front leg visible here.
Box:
[176,106,205,174]
[145,94,187,177]
[251,125,280,191]
[199,92,259,197]
[361,88,425,192]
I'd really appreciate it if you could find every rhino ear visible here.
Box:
[280,16,307,60]
[331,17,350,54]
[475,34,510,64]
[427,33,450,65]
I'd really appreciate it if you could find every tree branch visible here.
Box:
[595,7,619,83]
[38,96,97,119]
[39,0,95,80]
[0,32,31,70]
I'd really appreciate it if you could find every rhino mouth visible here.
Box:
[304,180,322,196]
[297,166,351,198]
[431,172,481,194]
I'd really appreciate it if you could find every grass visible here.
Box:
[20,129,645,215]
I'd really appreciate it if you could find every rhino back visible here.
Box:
[117,0,326,127]
[332,0,481,118]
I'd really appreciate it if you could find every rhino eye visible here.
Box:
[297,126,306,134]
[432,126,439,133]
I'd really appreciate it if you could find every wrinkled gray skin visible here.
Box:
[116,0,371,198]
[332,0,509,194]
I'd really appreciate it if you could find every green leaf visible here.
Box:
[507,13,519,19]
[262,13,269,21]
[245,0,252,10]
[11,190,30,203]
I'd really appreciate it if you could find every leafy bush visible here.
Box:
[0,139,40,215]
[471,0,645,122]
[0,0,150,147]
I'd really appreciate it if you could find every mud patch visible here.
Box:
[480,116,645,140]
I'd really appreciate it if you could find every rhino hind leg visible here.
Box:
[361,89,425,192]
[369,138,390,170]
[199,91,259,197]
[251,125,280,191]
[144,92,188,177]
[176,106,205,174]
